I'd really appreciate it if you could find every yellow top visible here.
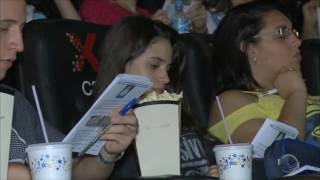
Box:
[208,91,320,143]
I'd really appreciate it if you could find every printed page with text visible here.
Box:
[63,74,152,155]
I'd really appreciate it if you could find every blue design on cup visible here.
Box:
[29,154,71,173]
[217,153,252,175]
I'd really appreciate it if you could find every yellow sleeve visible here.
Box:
[208,103,269,143]
[306,96,320,118]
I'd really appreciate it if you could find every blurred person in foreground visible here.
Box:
[0,0,137,179]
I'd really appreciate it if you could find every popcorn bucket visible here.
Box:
[134,100,181,176]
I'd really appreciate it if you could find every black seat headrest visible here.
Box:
[301,39,320,96]
[16,19,109,133]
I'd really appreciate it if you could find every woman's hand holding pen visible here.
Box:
[100,108,138,155]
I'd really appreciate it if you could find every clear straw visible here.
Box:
[215,96,233,144]
[32,85,49,143]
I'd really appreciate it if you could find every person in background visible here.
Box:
[93,15,219,178]
[0,0,137,179]
[292,0,320,39]
[137,0,210,34]
[162,0,208,33]
[276,0,320,39]
[208,1,320,144]
[54,0,170,25]
[26,3,46,22]
[54,0,207,34]
[53,0,81,20]
[301,0,320,39]
[26,0,64,21]
[206,0,256,33]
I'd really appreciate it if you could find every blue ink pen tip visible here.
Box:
[119,98,138,116]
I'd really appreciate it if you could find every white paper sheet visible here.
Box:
[251,118,299,158]
[63,74,152,155]
[284,165,320,177]
[0,92,14,180]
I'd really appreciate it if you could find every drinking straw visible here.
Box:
[31,85,49,143]
[215,96,233,144]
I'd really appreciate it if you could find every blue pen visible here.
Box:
[119,98,138,116]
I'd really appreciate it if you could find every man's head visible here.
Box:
[0,0,25,80]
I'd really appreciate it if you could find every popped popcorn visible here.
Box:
[139,90,183,103]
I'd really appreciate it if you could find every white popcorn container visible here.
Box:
[134,100,181,177]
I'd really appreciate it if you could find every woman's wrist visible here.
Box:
[286,90,308,101]
[98,148,124,164]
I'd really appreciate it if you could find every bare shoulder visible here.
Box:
[217,90,256,109]
[209,90,256,126]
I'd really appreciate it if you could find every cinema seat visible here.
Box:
[14,19,109,134]
[301,39,320,96]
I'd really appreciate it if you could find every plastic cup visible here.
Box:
[213,143,253,180]
[26,142,72,180]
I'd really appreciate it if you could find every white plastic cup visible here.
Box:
[26,142,72,180]
[213,143,253,180]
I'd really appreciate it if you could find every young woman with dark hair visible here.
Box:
[94,15,176,98]
[94,15,219,178]
[1,0,138,179]
[208,1,320,145]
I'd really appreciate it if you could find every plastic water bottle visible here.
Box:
[171,0,190,34]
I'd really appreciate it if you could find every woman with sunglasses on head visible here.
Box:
[208,1,320,145]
